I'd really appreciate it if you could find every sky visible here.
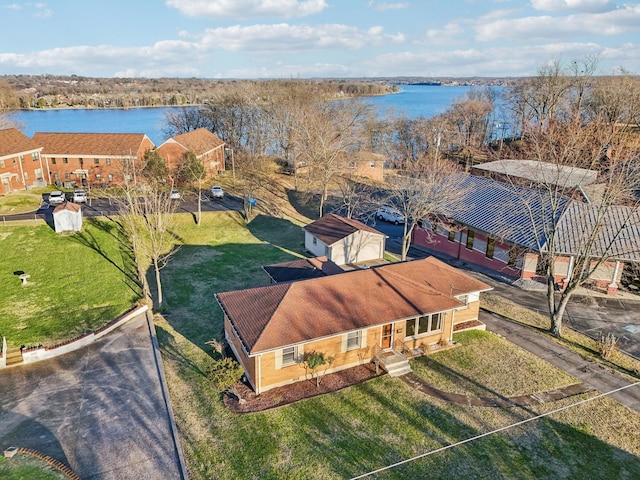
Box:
[0,0,638,79]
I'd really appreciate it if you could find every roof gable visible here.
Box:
[304,213,384,245]
[0,128,42,158]
[217,257,491,354]
[161,128,224,156]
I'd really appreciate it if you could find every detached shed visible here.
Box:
[53,202,82,233]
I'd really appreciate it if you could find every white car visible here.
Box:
[169,189,181,200]
[376,206,405,225]
[210,185,224,199]
[48,190,66,205]
[72,189,87,203]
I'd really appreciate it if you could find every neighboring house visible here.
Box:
[156,128,225,178]
[262,256,344,284]
[337,151,385,182]
[0,128,46,194]
[412,173,640,295]
[304,213,386,266]
[216,256,492,394]
[33,132,155,187]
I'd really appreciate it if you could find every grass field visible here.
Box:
[154,210,640,480]
[0,219,140,347]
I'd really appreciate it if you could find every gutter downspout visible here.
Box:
[257,353,262,395]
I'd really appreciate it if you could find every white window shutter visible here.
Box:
[341,333,348,352]
[360,329,367,348]
[275,349,283,370]
[296,344,304,362]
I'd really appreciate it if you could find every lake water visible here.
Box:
[8,84,483,146]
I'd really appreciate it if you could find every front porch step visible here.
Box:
[5,348,23,366]
[378,350,412,376]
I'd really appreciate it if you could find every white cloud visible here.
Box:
[530,0,612,12]
[4,4,21,11]
[367,1,409,12]
[423,23,466,46]
[475,4,640,41]
[165,0,327,19]
[199,23,405,52]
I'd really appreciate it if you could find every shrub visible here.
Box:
[597,333,618,360]
[206,357,244,391]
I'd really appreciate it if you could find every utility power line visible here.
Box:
[350,381,640,479]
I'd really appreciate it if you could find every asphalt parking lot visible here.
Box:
[0,314,184,480]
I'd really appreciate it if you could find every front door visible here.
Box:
[381,323,393,349]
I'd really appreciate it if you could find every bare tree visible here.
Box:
[114,181,180,308]
[385,155,463,260]
[292,97,371,216]
[176,151,207,226]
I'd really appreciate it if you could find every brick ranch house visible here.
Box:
[33,132,155,187]
[412,174,640,296]
[0,128,46,193]
[156,128,225,179]
[216,257,491,394]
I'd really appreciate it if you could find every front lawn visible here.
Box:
[156,211,640,479]
[0,220,140,347]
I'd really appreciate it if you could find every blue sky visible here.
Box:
[1,0,638,78]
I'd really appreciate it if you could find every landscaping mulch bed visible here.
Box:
[224,363,384,413]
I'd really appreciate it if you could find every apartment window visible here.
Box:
[34,152,40,160]
[346,331,361,350]
[64,173,71,180]
[63,157,68,164]
[405,313,443,338]
[0,160,4,168]
[53,173,59,181]
[106,158,111,166]
[282,346,296,366]
[20,155,25,163]
[96,173,102,180]
[23,172,28,180]
[51,158,57,165]
[486,238,495,259]
[32,154,38,162]
[107,174,113,182]
[94,158,100,165]
[466,230,474,250]
[448,230,456,242]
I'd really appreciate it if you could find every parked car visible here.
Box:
[376,206,405,225]
[48,190,66,205]
[169,189,181,200]
[210,185,224,199]
[72,189,87,203]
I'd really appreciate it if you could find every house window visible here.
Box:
[282,346,296,366]
[346,331,361,350]
[94,158,100,165]
[106,158,111,166]
[51,158,57,165]
[405,313,443,338]
[486,238,495,259]
[456,294,469,309]
[63,157,68,164]
[466,230,474,250]
[448,230,456,242]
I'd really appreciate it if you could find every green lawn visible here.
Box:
[0,192,44,215]
[0,454,68,479]
[154,210,640,480]
[0,219,140,347]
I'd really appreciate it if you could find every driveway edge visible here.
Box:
[145,309,190,480]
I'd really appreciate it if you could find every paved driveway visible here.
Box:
[0,314,184,480]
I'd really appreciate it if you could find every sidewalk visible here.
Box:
[481,310,640,413]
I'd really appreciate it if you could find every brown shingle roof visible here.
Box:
[33,132,153,156]
[0,128,42,157]
[216,257,491,355]
[303,213,385,246]
[163,128,224,156]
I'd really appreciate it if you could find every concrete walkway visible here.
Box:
[0,313,186,480]
[481,311,640,413]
